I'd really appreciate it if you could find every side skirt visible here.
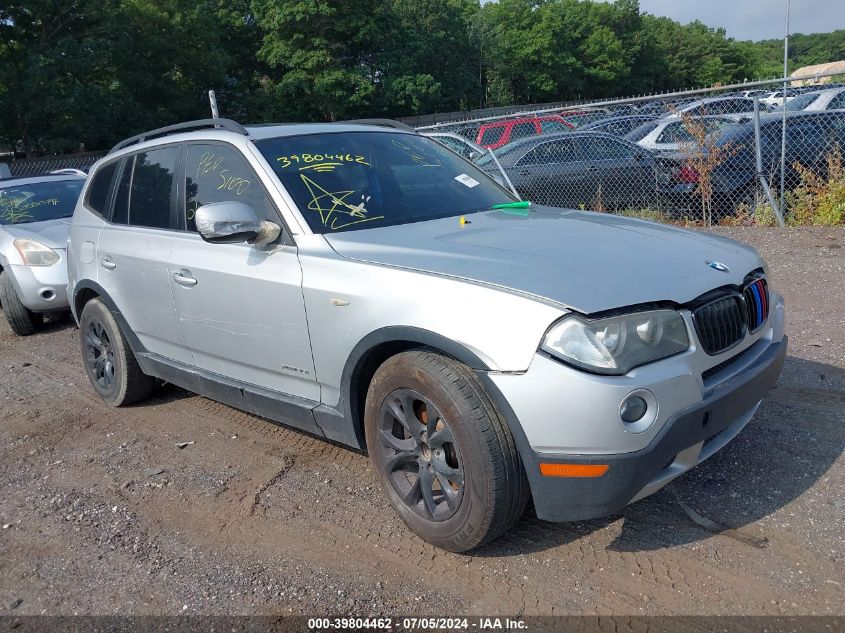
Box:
[136,352,358,448]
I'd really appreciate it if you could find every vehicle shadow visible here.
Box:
[0,310,195,407]
[0,311,73,339]
[474,354,845,557]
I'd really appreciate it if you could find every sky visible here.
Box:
[630,0,845,41]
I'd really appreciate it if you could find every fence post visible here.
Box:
[780,0,790,221]
[754,95,785,227]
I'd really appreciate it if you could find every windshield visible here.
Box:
[659,118,731,143]
[256,132,513,233]
[775,92,820,112]
[0,179,84,225]
[561,112,608,128]
[625,121,661,142]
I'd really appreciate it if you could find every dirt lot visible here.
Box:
[0,227,843,617]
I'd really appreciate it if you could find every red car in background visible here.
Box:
[476,115,574,149]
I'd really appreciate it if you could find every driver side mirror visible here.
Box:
[195,201,279,245]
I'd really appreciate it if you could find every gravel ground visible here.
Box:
[0,226,843,617]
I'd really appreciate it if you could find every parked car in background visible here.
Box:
[556,109,611,128]
[579,114,659,137]
[476,115,574,149]
[758,87,818,108]
[422,131,486,161]
[476,131,661,210]
[603,102,643,116]
[735,89,776,99]
[625,119,662,143]
[668,97,759,117]
[0,172,86,334]
[635,98,696,116]
[67,118,786,552]
[773,87,845,112]
[635,114,749,154]
[657,110,845,213]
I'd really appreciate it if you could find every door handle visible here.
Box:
[587,165,599,171]
[101,257,116,270]
[173,272,197,287]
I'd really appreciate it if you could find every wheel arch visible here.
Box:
[71,280,130,340]
[340,327,495,450]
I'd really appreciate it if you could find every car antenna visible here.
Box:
[487,148,521,199]
[208,90,220,123]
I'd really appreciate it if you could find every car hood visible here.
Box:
[324,207,763,314]
[2,218,70,250]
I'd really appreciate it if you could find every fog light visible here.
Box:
[620,395,648,423]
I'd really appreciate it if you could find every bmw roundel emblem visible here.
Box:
[706,260,730,273]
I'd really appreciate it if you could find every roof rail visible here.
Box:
[50,168,88,177]
[109,118,249,154]
[340,119,417,132]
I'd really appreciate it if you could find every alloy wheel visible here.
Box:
[84,319,116,390]
[376,388,464,521]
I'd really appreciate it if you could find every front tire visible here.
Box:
[0,270,43,336]
[365,350,529,552]
[79,298,155,406]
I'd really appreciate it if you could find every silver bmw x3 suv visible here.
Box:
[67,118,786,552]
[1,173,85,335]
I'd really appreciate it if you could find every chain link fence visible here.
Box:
[0,151,104,180]
[417,72,845,227]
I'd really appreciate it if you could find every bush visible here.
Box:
[788,146,845,226]
[616,208,672,223]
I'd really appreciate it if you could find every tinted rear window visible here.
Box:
[128,147,179,229]
[86,161,118,217]
[111,157,133,224]
[510,122,537,141]
[479,126,505,146]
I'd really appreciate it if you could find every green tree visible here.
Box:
[374,0,482,116]
[0,1,118,155]
[1,0,843,154]
[0,0,233,155]
[251,0,383,121]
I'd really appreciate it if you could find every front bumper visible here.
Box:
[521,338,786,521]
[6,257,69,312]
[483,293,787,523]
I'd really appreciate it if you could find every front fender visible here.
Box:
[299,248,565,408]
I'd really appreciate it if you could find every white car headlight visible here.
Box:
[541,310,690,375]
[13,239,60,266]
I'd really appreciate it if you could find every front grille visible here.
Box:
[743,277,770,332]
[692,294,747,355]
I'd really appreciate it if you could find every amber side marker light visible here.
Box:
[539,463,609,478]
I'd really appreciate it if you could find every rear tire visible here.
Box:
[0,270,43,336]
[365,350,529,552]
[79,298,155,406]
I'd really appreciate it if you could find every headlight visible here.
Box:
[13,239,60,266]
[541,310,690,375]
